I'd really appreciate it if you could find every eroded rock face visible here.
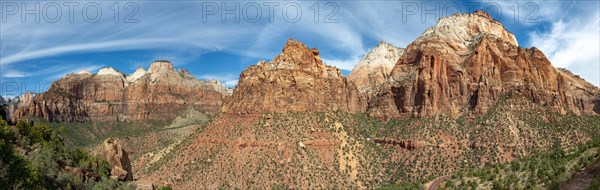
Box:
[103,138,133,181]
[347,41,404,101]
[221,39,366,114]
[11,61,229,122]
[369,11,600,119]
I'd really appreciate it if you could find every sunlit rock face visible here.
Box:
[221,39,366,114]
[369,11,600,119]
[12,61,229,122]
[348,41,404,101]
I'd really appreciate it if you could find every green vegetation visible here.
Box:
[43,119,171,148]
[0,119,134,189]
[440,137,600,189]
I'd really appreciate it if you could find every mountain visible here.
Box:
[11,61,229,122]
[135,11,600,189]
[221,38,366,114]
[137,39,367,188]
[347,41,404,101]
[369,10,600,119]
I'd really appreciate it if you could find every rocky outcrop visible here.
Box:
[373,138,424,150]
[4,93,36,122]
[221,39,366,114]
[11,61,229,122]
[126,68,146,83]
[347,41,404,101]
[369,11,600,118]
[103,138,133,181]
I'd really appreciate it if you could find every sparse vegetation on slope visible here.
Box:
[137,95,599,189]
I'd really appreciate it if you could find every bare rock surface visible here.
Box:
[103,138,133,181]
[369,11,600,118]
[221,38,366,114]
[348,41,404,101]
[11,61,229,122]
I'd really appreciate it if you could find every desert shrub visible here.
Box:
[2,119,132,189]
[0,119,42,189]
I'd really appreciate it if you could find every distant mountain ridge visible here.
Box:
[11,61,229,122]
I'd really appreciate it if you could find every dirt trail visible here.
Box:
[560,156,600,190]
[424,175,450,190]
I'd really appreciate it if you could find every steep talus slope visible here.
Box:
[12,61,228,122]
[221,38,366,114]
[347,41,404,101]
[369,11,600,119]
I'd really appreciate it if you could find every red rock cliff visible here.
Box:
[221,39,366,114]
[11,61,228,122]
[369,11,600,118]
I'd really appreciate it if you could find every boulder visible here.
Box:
[103,138,133,181]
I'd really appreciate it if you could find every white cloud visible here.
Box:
[322,55,363,71]
[1,70,31,78]
[50,65,104,80]
[2,0,598,89]
[529,11,600,87]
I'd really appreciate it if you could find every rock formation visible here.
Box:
[369,11,600,118]
[221,38,366,114]
[347,41,404,101]
[373,138,424,150]
[103,138,133,181]
[3,93,36,122]
[11,61,229,122]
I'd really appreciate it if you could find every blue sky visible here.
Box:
[1,0,599,97]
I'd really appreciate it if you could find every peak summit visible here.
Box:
[417,10,518,47]
[348,41,404,99]
[148,60,175,73]
[273,38,323,67]
[473,10,492,19]
[97,67,125,77]
[355,41,404,68]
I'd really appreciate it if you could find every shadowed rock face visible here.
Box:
[221,39,366,114]
[369,11,600,119]
[11,61,229,122]
[594,100,600,114]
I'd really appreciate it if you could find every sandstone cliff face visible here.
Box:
[369,11,600,118]
[103,138,133,181]
[347,41,404,101]
[11,61,229,122]
[221,39,366,114]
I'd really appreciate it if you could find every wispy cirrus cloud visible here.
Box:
[1,0,598,94]
[527,3,600,87]
[1,70,31,78]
